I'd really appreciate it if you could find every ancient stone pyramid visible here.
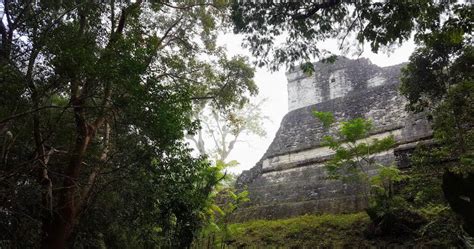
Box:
[234,57,432,221]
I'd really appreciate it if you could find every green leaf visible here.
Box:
[313,111,335,129]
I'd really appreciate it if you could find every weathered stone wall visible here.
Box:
[286,57,402,111]
[234,57,432,222]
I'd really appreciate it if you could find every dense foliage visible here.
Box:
[223,213,370,248]
[312,114,462,247]
[214,210,463,248]
[0,1,256,248]
[399,4,473,237]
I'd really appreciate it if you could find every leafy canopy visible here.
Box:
[231,1,467,71]
[0,1,258,247]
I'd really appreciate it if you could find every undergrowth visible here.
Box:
[198,211,462,248]
[224,213,372,248]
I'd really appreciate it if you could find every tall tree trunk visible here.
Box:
[40,130,92,248]
[40,92,92,248]
[39,3,141,246]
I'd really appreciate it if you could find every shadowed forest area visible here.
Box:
[0,1,472,248]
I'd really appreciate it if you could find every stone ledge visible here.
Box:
[266,83,407,159]
[261,135,432,174]
[230,195,368,222]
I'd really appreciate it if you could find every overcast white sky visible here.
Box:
[215,32,416,174]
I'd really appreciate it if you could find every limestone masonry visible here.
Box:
[233,57,433,222]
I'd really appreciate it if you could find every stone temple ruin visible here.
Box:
[234,57,432,221]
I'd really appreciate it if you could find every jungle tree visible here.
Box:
[0,1,256,248]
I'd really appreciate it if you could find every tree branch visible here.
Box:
[291,0,341,20]
[0,106,67,124]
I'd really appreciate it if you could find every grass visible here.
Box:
[197,210,460,248]
[224,213,372,248]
